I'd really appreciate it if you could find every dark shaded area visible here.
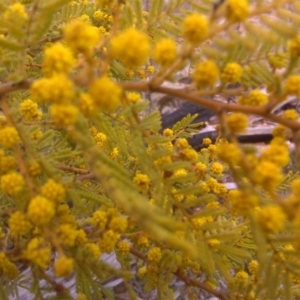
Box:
[187,131,273,150]
[161,101,215,129]
[161,100,273,150]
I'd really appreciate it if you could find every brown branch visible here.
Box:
[76,172,95,181]
[0,80,33,97]
[130,247,228,300]
[36,35,62,45]
[119,81,300,131]
[56,164,90,175]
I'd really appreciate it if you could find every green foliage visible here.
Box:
[1,0,300,300]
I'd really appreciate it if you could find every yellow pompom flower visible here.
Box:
[252,161,283,191]
[173,169,188,178]
[56,224,78,247]
[94,132,107,147]
[27,160,42,177]
[78,93,97,117]
[248,260,259,276]
[1,259,19,279]
[0,253,19,279]
[182,13,208,44]
[125,69,134,79]
[93,10,105,21]
[133,173,151,191]
[110,147,119,159]
[284,75,300,97]
[64,19,100,54]
[54,256,74,277]
[30,75,75,104]
[226,112,248,133]
[85,243,101,259]
[272,125,290,139]
[261,144,290,167]
[126,92,141,104]
[221,62,243,83]
[4,3,28,23]
[194,162,207,178]
[210,162,224,176]
[0,155,16,175]
[192,217,207,229]
[42,43,76,77]
[89,126,98,137]
[193,60,219,88]
[117,240,131,255]
[175,138,189,149]
[135,69,145,80]
[27,196,55,226]
[179,148,198,162]
[226,0,250,22]
[76,294,87,300]
[89,77,122,111]
[91,210,108,230]
[163,128,173,137]
[19,99,41,121]
[153,39,177,66]
[234,270,249,287]
[148,247,162,263]
[282,109,299,121]
[288,35,300,58]
[147,65,155,75]
[0,126,20,148]
[137,236,149,248]
[238,90,268,106]
[50,104,78,128]
[109,216,128,233]
[41,179,66,204]
[257,205,286,234]
[98,229,120,253]
[127,92,141,104]
[109,28,150,68]
[228,190,258,216]
[1,172,24,195]
[138,267,147,278]
[202,138,212,147]
[24,238,51,269]
[216,142,242,165]
[8,211,32,236]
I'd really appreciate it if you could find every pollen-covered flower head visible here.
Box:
[19,99,42,121]
[50,104,79,128]
[228,189,258,216]
[284,75,300,97]
[30,75,75,104]
[257,205,286,234]
[64,19,100,54]
[109,28,150,68]
[221,62,243,83]
[238,90,268,106]
[226,112,248,133]
[193,60,219,88]
[182,13,208,44]
[153,38,177,67]
[226,0,250,22]
[252,160,283,191]
[89,77,122,111]
[27,196,55,226]
[42,43,76,77]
